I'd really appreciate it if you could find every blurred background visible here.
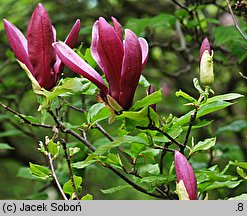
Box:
[0,0,246,199]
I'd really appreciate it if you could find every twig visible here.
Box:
[47,150,68,200]
[60,139,80,200]
[137,125,184,149]
[226,0,247,41]
[171,0,190,13]
[0,101,52,129]
[159,142,172,174]
[181,110,198,153]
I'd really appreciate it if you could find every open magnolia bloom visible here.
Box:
[53,17,148,110]
[174,150,198,200]
[3,3,80,91]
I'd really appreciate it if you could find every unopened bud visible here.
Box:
[174,150,197,200]
[199,38,214,86]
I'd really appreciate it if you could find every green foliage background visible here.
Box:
[0,0,246,199]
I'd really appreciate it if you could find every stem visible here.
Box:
[0,101,52,129]
[61,139,80,200]
[159,142,172,174]
[226,0,247,41]
[47,151,68,200]
[137,125,184,149]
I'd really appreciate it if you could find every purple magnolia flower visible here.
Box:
[53,17,148,110]
[174,150,198,200]
[3,3,80,90]
[199,37,211,65]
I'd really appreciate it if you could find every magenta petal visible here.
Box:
[54,19,81,76]
[3,19,33,73]
[27,3,56,90]
[64,19,80,48]
[119,29,142,109]
[91,21,105,73]
[199,37,211,64]
[111,17,123,41]
[139,37,149,69]
[174,150,198,200]
[53,42,108,95]
[98,17,124,100]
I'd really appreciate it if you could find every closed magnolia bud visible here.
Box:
[199,38,214,86]
[174,150,198,200]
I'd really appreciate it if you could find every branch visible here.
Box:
[226,0,247,41]
[0,101,52,129]
[46,149,68,200]
[61,139,80,200]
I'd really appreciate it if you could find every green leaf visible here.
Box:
[139,164,160,176]
[191,137,216,154]
[126,13,175,35]
[0,129,22,138]
[69,147,81,157]
[16,115,40,124]
[131,89,162,111]
[228,194,247,200]
[236,167,247,179]
[17,167,36,180]
[198,180,243,191]
[175,90,196,103]
[81,194,93,200]
[214,26,242,45]
[63,175,82,196]
[29,163,52,181]
[154,126,183,143]
[72,154,104,169]
[105,153,123,169]
[118,106,159,127]
[0,143,14,150]
[216,120,247,135]
[87,103,111,125]
[206,93,244,104]
[48,140,61,159]
[139,75,150,87]
[84,48,97,68]
[174,100,234,127]
[26,192,48,200]
[101,185,132,194]
[95,135,146,155]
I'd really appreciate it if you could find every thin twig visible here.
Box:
[0,101,52,129]
[137,125,184,149]
[61,139,80,200]
[171,0,190,13]
[181,109,198,153]
[226,0,247,41]
[47,151,68,200]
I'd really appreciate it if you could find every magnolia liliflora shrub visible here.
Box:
[1,3,245,200]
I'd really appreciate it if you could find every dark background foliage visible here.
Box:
[0,0,246,199]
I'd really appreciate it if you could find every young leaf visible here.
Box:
[0,143,14,150]
[101,185,132,194]
[47,139,61,159]
[175,90,196,103]
[191,137,216,154]
[139,75,150,87]
[81,194,93,200]
[228,194,247,200]
[87,103,111,125]
[29,163,52,181]
[131,89,162,111]
[63,175,82,196]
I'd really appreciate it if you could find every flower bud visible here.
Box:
[199,38,214,86]
[174,150,197,200]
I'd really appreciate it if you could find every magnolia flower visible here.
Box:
[53,17,148,110]
[199,38,214,87]
[174,150,198,200]
[3,3,80,90]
